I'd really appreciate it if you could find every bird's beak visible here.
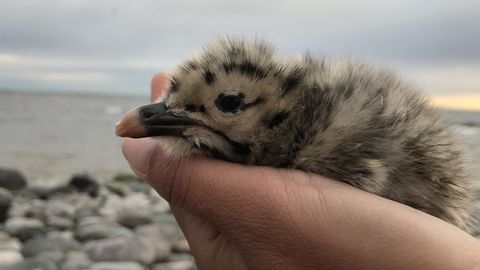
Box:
[115,102,199,138]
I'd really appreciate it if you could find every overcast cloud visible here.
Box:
[0,0,479,95]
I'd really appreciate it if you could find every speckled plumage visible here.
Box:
[154,38,475,232]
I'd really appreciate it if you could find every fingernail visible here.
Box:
[122,138,158,178]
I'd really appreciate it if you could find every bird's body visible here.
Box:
[117,38,474,232]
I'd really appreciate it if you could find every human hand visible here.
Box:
[121,73,480,270]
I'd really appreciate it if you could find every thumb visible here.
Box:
[121,137,308,235]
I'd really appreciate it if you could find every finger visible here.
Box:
[151,73,170,102]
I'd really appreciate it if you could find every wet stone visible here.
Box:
[4,217,45,241]
[135,223,172,262]
[114,193,153,228]
[151,260,196,270]
[22,232,81,257]
[5,253,59,270]
[172,239,190,254]
[74,216,114,241]
[59,250,92,270]
[0,168,27,191]
[90,261,145,270]
[69,174,99,197]
[84,235,156,265]
[0,232,22,251]
[0,187,12,222]
[0,250,24,267]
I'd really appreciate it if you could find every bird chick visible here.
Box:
[116,38,474,232]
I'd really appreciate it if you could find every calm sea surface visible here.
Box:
[0,90,148,182]
[0,90,479,185]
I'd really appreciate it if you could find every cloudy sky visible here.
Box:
[1,0,479,109]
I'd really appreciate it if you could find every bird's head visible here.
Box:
[116,38,307,164]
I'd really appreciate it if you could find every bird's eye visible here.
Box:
[216,94,243,113]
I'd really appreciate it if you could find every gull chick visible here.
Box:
[117,38,474,232]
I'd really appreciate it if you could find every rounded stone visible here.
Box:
[68,174,99,197]
[22,232,81,257]
[4,217,45,241]
[74,216,112,241]
[90,262,144,270]
[0,233,22,251]
[135,223,172,262]
[172,239,190,254]
[8,198,46,221]
[0,168,27,191]
[46,199,76,219]
[47,216,74,230]
[0,250,24,267]
[0,187,13,222]
[84,235,156,265]
[60,250,92,270]
[114,193,153,228]
[5,253,58,270]
[151,260,196,270]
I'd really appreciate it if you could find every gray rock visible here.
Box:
[114,193,153,228]
[47,216,74,230]
[0,250,24,267]
[29,182,73,200]
[135,224,172,262]
[0,231,10,240]
[70,194,101,219]
[104,181,131,196]
[4,217,45,240]
[8,197,46,222]
[129,181,152,194]
[108,226,134,238]
[44,199,76,230]
[167,254,195,263]
[90,262,144,270]
[0,232,22,251]
[74,216,113,241]
[36,250,66,264]
[46,199,76,219]
[22,232,81,257]
[69,173,99,197]
[151,260,196,270]
[113,172,140,183]
[172,239,190,254]
[5,253,58,270]
[0,168,27,191]
[150,214,185,242]
[0,187,12,222]
[60,251,92,270]
[84,235,156,265]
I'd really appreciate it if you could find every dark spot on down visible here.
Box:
[186,62,198,70]
[170,78,179,92]
[185,104,207,113]
[203,70,216,85]
[222,61,267,80]
[185,104,197,112]
[267,111,289,128]
[281,74,301,95]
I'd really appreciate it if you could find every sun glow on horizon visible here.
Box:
[431,94,480,111]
